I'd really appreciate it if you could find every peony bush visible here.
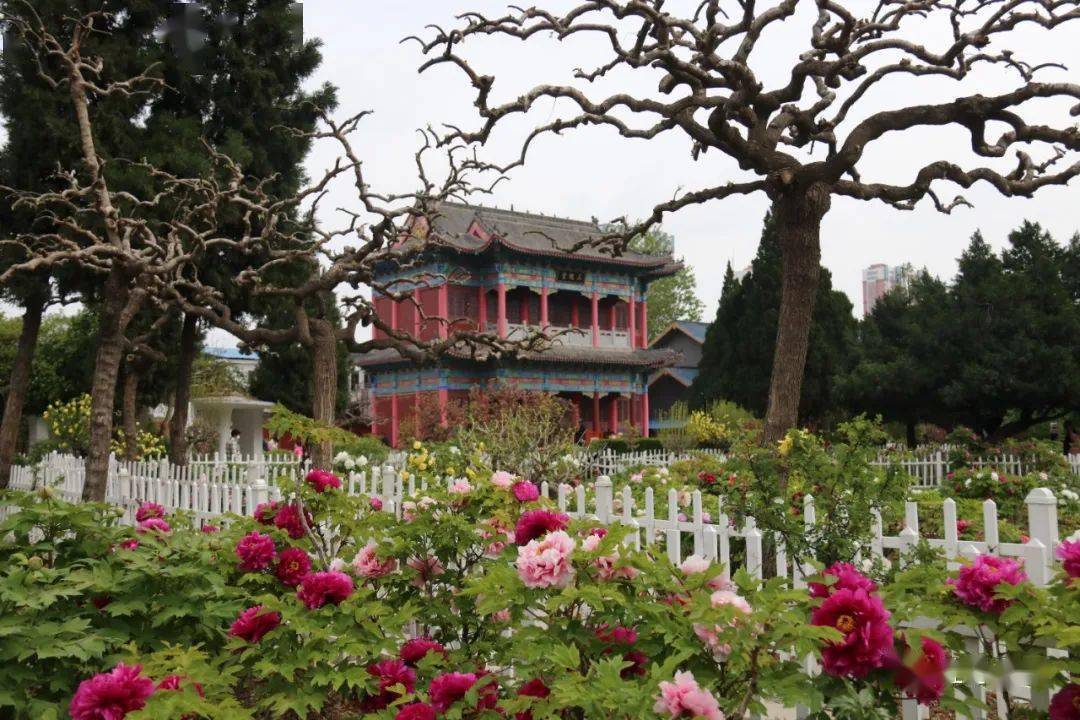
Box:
[0,449,1077,720]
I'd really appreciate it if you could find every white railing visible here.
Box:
[586,448,1080,486]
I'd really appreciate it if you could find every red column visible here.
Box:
[540,286,549,328]
[639,302,648,348]
[390,295,399,332]
[477,286,487,333]
[591,292,599,347]
[390,393,400,448]
[413,290,421,338]
[609,301,616,332]
[571,299,579,328]
[497,282,508,338]
[641,392,650,436]
[592,393,601,437]
[610,395,619,435]
[438,283,449,339]
[522,292,530,326]
[439,388,449,427]
[628,293,636,349]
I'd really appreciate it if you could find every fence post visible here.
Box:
[250,473,269,517]
[380,465,396,513]
[744,517,763,581]
[1025,488,1059,579]
[595,476,613,524]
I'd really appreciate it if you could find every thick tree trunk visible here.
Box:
[121,366,141,460]
[309,321,338,469]
[906,419,918,448]
[0,294,46,488]
[83,271,137,502]
[762,187,831,444]
[168,314,199,465]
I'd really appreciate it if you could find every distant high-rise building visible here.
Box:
[732,264,752,283]
[862,263,912,315]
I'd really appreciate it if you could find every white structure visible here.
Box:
[190,395,274,461]
[203,346,259,382]
[862,263,913,315]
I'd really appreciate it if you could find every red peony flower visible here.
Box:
[135,502,165,522]
[136,518,171,535]
[809,562,877,599]
[69,663,155,720]
[370,497,384,511]
[395,703,436,720]
[697,471,717,485]
[1056,539,1080,580]
[254,500,279,525]
[428,671,499,713]
[811,587,894,678]
[200,523,220,534]
[514,509,569,546]
[273,504,310,540]
[595,625,637,646]
[235,532,276,572]
[361,659,417,711]
[515,678,551,720]
[228,605,281,643]
[892,636,950,704]
[620,649,649,678]
[275,547,312,587]
[297,571,353,609]
[400,637,448,667]
[156,674,205,697]
[1049,684,1080,720]
[119,538,139,551]
[948,554,1027,614]
[305,468,341,493]
[512,481,540,503]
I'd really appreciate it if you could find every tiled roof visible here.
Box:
[357,344,678,370]
[649,320,710,348]
[404,202,682,277]
[649,366,699,387]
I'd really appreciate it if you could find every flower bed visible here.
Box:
[1,452,1078,720]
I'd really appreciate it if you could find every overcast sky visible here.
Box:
[6,1,1079,346]
[295,0,1078,327]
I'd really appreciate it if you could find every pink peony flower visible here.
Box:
[948,554,1027,614]
[400,637,448,667]
[1056,539,1080,580]
[892,636,950,705]
[135,518,171,535]
[512,481,540,502]
[273,504,309,540]
[581,533,636,581]
[229,605,281,643]
[490,470,515,488]
[653,671,724,720]
[694,590,752,660]
[448,478,473,495]
[428,672,499,714]
[305,468,341,493]
[69,663,155,720]
[254,500,279,525]
[297,571,354,609]
[118,538,139,551]
[1049,684,1080,720]
[679,555,731,590]
[407,555,446,587]
[235,532,276,572]
[275,547,311,587]
[370,497,383,511]
[361,659,416,711]
[517,530,575,589]
[956,519,972,535]
[352,541,397,578]
[811,587,894,678]
[809,562,877,599]
[200,523,220,534]
[516,678,551,720]
[395,703,436,720]
[134,502,165,523]
[514,509,569,546]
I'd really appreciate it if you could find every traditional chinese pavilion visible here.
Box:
[357,203,681,447]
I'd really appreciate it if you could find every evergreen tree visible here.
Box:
[691,212,857,425]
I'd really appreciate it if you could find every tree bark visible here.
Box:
[309,320,338,469]
[762,186,831,444]
[83,270,138,502]
[121,365,141,460]
[906,419,918,448]
[0,294,46,488]
[168,313,199,465]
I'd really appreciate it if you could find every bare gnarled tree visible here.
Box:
[419,0,1080,442]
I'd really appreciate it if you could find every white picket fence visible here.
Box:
[4,455,1069,718]
[587,447,1080,488]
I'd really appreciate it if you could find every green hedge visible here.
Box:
[588,437,665,453]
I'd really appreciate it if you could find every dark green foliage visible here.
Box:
[249,338,350,416]
[691,212,857,425]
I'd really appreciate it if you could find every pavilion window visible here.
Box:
[524,293,540,325]
[549,295,572,327]
[486,290,497,324]
[615,302,629,330]
[506,295,521,325]
[447,285,476,322]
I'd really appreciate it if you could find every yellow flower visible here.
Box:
[447,467,456,476]
[778,435,794,457]
[413,441,422,450]
[401,471,410,481]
